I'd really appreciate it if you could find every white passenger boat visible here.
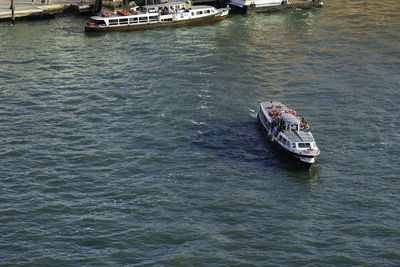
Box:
[228,0,323,13]
[85,1,229,32]
[257,101,320,168]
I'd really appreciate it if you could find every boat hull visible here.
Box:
[257,113,314,169]
[85,13,228,32]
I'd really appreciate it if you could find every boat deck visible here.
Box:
[284,130,314,143]
[260,101,288,113]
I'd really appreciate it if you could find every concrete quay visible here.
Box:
[0,0,94,21]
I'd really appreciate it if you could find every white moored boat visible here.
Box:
[229,0,323,13]
[85,1,229,32]
[257,101,320,168]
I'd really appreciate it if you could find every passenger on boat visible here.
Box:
[272,119,278,136]
[300,118,310,131]
[279,119,284,132]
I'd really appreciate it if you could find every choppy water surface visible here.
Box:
[1,0,400,265]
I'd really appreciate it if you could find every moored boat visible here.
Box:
[85,1,229,32]
[257,101,320,169]
[228,0,323,13]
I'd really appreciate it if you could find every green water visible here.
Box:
[1,0,400,265]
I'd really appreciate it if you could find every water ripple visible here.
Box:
[1,0,400,265]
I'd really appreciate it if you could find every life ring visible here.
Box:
[285,110,297,116]
[118,10,131,16]
[268,110,279,117]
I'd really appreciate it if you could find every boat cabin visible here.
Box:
[281,112,300,132]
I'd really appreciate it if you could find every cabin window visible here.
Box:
[119,18,128,25]
[149,15,158,22]
[298,143,311,148]
[191,12,194,16]
[292,143,296,148]
[196,11,203,15]
[97,20,106,26]
[130,17,138,24]
[109,19,118,26]
[206,9,211,14]
[139,16,148,23]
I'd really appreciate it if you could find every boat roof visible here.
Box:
[285,130,315,143]
[260,101,288,111]
[281,112,300,124]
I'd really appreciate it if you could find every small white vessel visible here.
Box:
[229,0,323,13]
[257,101,320,168]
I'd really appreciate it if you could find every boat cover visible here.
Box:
[285,130,314,143]
[281,113,300,124]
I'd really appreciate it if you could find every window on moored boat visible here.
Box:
[119,18,128,25]
[139,16,148,23]
[109,19,118,26]
[206,9,210,14]
[292,143,296,149]
[130,17,138,24]
[196,11,203,15]
[149,15,158,22]
[191,12,194,16]
[298,143,311,148]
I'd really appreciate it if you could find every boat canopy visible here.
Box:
[281,113,300,124]
[285,131,314,143]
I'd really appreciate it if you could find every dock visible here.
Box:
[0,0,94,21]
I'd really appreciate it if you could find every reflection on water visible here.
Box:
[287,165,321,191]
